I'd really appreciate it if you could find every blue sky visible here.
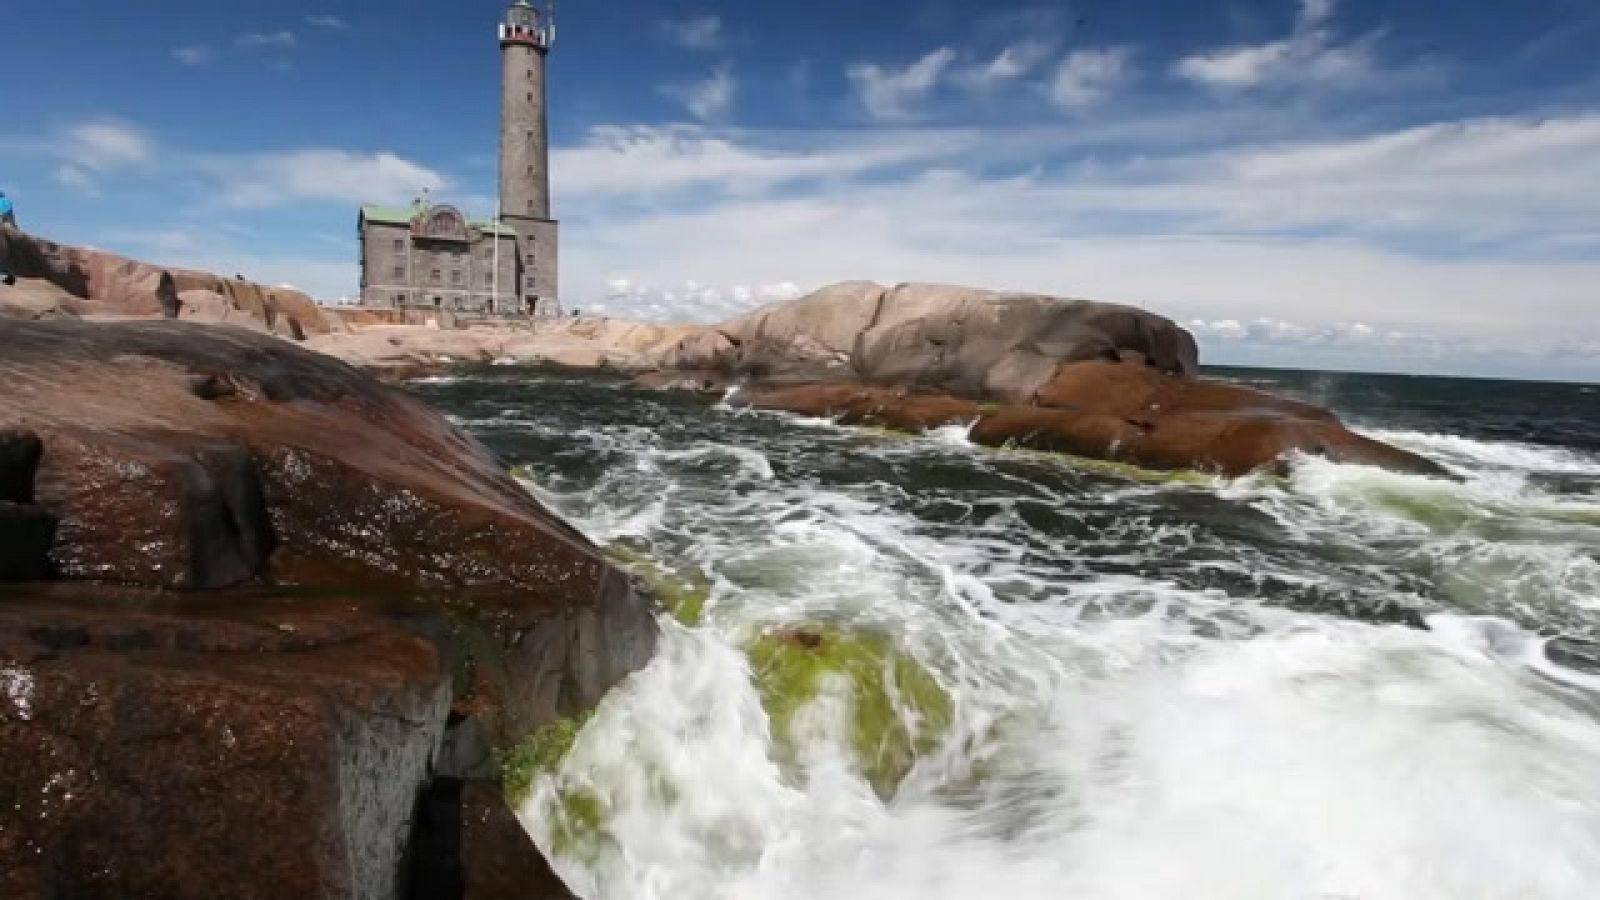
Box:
[3,0,1599,379]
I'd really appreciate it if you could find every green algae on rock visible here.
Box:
[747,625,954,801]
[499,713,594,805]
[606,543,713,627]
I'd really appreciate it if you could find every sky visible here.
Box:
[2,0,1599,380]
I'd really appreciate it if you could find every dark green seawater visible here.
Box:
[413,367,1600,900]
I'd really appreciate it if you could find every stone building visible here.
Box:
[357,1,560,316]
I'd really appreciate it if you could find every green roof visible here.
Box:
[360,204,419,225]
[360,204,517,236]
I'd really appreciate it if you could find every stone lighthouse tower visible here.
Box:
[498,0,559,315]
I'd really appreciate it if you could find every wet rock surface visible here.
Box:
[0,319,662,897]
[736,361,1450,479]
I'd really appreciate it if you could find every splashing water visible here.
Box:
[416,369,1600,900]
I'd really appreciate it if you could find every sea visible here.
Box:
[411,366,1600,900]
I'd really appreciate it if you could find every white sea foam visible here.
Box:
[494,381,1600,900]
[1365,429,1600,476]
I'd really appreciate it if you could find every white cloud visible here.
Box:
[68,121,153,170]
[1174,0,1390,91]
[848,48,957,122]
[172,44,216,66]
[659,15,724,50]
[551,124,977,197]
[55,164,99,196]
[665,67,736,122]
[237,31,297,50]
[550,113,1600,377]
[1050,47,1134,111]
[306,15,348,30]
[959,39,1056,91]
[209,150,445,208]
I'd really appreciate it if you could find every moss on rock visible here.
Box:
[606,544,713,627]
[747,625,953,801]
[498,712,593,805]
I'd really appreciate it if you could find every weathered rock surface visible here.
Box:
[0,587,450,900]
[0,225,334,338]
[307,318,706,380]
[669,281,1200,395]
[0,319,662,897]
[736,362,1450,479]
[637,281,1444,479]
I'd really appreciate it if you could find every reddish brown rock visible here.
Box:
[0,587,452,900]
[0,318,658,730]
[0,319,660,898]
[0,225,333,337]
[737,362,1450,479]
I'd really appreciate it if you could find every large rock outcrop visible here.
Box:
[673,281,1199,395]
[0,319,660,897]
[0,225,334,339]
[649,281,1447,479]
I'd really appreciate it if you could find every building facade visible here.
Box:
[357,1,560,316]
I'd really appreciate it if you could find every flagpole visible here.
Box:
[492,199,501,315]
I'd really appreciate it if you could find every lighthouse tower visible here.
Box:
[498,0,559,315]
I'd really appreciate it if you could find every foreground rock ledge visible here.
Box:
[0,319,655,898]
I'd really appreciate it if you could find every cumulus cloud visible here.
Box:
[665,67,736,122]
[1050,47,1134,111]
[550,112,1600,377]
[306,15,348,30]
[659,14,724,50]
[1174,0,1394,91]
[208,150,445,208]
[237,31,297,50]
[848,48,957,122]
[172,44,216,66]
[592,277,802,323]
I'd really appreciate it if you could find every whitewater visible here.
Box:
[415,368,1600,900]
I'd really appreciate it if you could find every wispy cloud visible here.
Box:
[848,48,957,122]
[67,120,153,170]
[1173,0,1397,91]
[551,124,969,197]
[237,31,297,50]
[172,44,216,67]
[1050,47,1134,111]
[659,14,724,51]
[305,15,348,31]
[205,149,445,208]
[55,165,99,196]
[664,67,737,122]
[958,39,1057,91]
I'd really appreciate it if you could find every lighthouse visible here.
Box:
[498,0,560,315]
[355,2,560,316]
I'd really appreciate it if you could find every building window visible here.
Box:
[451,270,463,287]
[392,239,404,252]
[391,265,405,281]
[394,292,407,306]
[431,268,441,285]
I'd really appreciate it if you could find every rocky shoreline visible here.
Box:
[0,226,1455,897]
